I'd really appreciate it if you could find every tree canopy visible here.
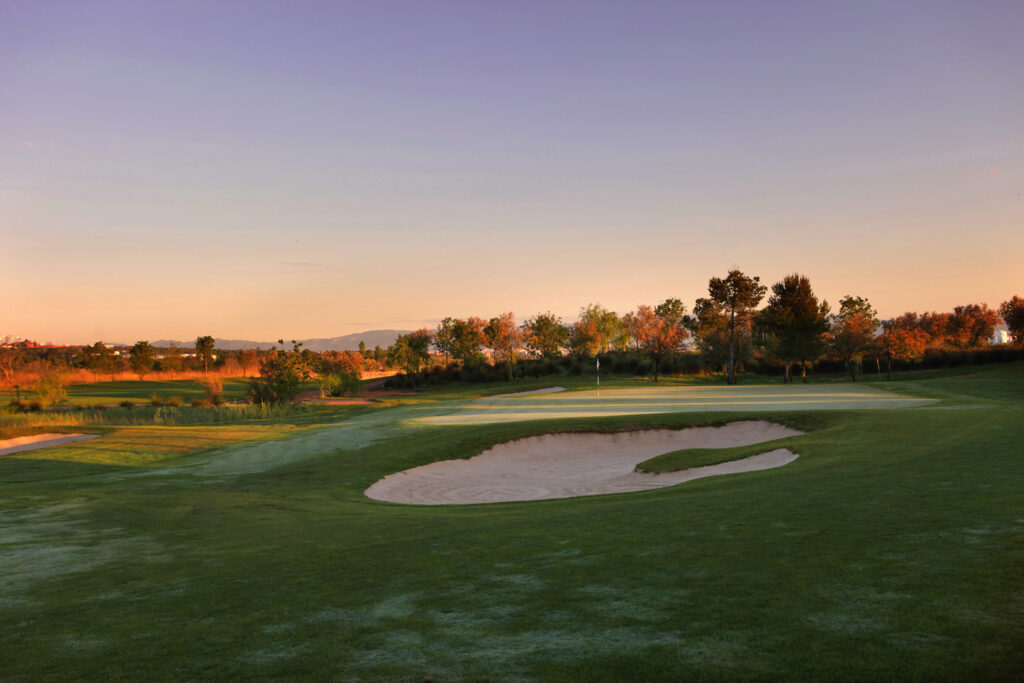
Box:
[706,270,766,385]
[758,274,830,383]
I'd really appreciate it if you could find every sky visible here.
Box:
[2,0,1022,344]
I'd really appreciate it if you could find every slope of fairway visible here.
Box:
[417,383,934,425]
[1,367,1021,680]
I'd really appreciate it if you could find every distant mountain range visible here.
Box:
[150,330,411,352]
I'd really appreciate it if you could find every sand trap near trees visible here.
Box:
[366,420,802,505]
[0,433,100,456]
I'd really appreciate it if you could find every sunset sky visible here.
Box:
[2,1,1022,344]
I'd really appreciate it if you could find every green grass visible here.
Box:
[636,437,803,473]
[64,378,254,405]
[1,365,1022,679]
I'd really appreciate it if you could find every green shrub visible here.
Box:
[32,367,69,408]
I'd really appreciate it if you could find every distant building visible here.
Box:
[990,329,1010,345]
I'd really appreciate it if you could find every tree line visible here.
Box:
[385,271,1024,385]
[3,274,1022,404]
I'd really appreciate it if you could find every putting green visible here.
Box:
[416,384,935,425]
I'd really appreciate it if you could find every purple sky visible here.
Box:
[2,1,1022,343]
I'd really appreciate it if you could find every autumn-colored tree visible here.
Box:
[999,296,1024,346]
[946,304,1001,350]
[195,336,216,373]
[918,311,951,348]
[758,274,830,383]
[521,312,568,359]
[689,297,731,372]
[0,345,26,390]
[623,305,658,352]
[878,321,929,379]
[623,301,689,381]
[707,270,767,385]
[830,296,879,381]
[484,312,523,380]
[129,341,156,380]
[567,319,600,358]
[319,350,365,377]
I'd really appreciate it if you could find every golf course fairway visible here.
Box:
[1,366,1021,679]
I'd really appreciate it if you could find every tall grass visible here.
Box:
[1,402,308,430]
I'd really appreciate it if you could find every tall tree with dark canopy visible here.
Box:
[79,342,117,378]
[195,335,216,374]
[522,312,568,359]
[129,341,155,380]
[434,317,457,368]
[689,297,731,372]
[450,317,487,368]
[758,274,830,383]
[707,270,766,384]
[999,296,1024,346]
[388,329,433,380]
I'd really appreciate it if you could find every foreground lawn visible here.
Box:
[1,366,1022,679]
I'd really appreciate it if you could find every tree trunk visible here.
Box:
[653,357,660,382]
[801,360,808,383]
[726,311,736,385]
[886,356,891,381]
[848,360,857,381]
[783,362,791,384]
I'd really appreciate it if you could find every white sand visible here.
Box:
[0,433,99,456]
[365,420,802,505]
[487,386,567,398]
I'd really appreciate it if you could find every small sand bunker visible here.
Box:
[366,420,802,505]
[0,433,99,456]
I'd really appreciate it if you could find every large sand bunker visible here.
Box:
[366,420,802,505]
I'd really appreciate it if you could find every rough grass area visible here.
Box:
[1,365,1022,679]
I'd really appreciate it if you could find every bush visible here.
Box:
[119,400,134,410]
[190,398,212,408]
[32,367,69,408]
[166,395,183,407]
[150,394,165,407]
[318,369,363,397]
[197,376,223,405]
